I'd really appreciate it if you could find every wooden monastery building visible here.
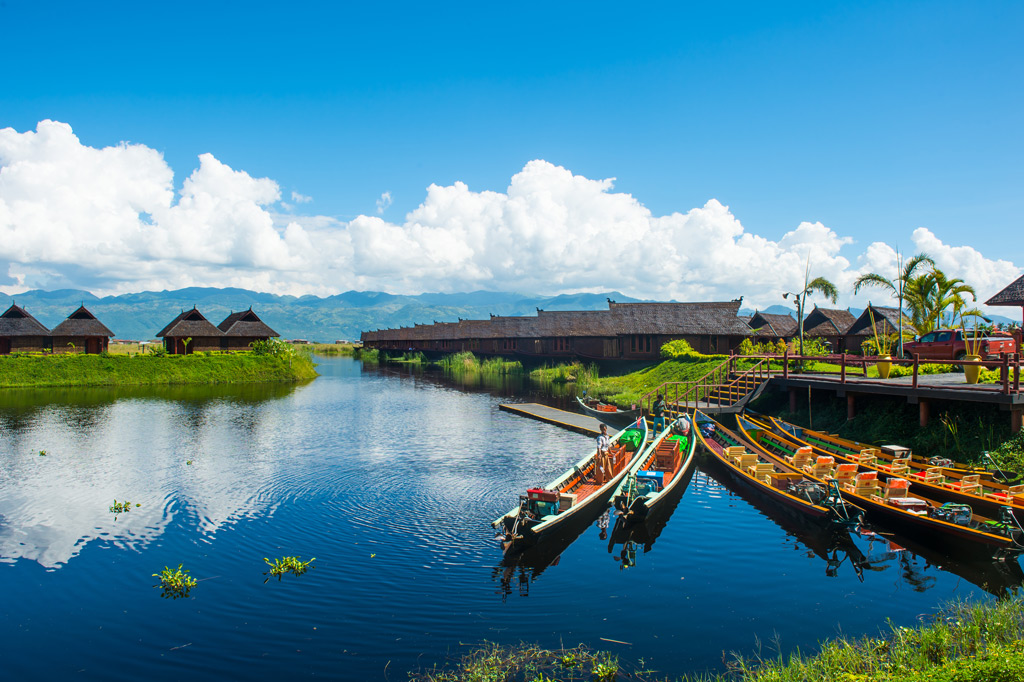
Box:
[361,300,753,362]
[0,303,50,355]
[50,305,114,354]
[747,311,798,343]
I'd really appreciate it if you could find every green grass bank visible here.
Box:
[410,598,1024,682]
[0,352,318,388]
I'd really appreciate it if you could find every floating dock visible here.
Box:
[498,402,603,436]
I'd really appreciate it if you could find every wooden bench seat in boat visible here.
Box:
[987,485,1024,503]
[832,463,858,486]
[748,462,775,480]
[854,448,880,466]
[786,446,814,469]
[909,466,946,485]
[944,474,981,495]
[846,470,880,496]
[734,452,758,470]
[876,457,911,476]
[768,471,804,490]
[805,455,835,478]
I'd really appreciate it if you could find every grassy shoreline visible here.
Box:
[0,352,318,388]
[410,598,1024,681]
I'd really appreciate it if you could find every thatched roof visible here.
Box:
[985,274,1024,307]
[803,306,856,337]
[50,305,114,337]
[156,307,223,338]
[846,305,911,336]
[0,303,50,336]
[748,311,798,337]
[606,301,752,336]
[217,309,279,338]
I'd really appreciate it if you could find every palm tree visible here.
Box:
[853,251,934,358]
[783,258,839,358]
[904,269,977,335]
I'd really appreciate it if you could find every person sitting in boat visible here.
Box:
[652,394,667,434]
[596,424,612,483]
[674,414,691,436]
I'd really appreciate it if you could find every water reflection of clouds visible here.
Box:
[0,393,292,568]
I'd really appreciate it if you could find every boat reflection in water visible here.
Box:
[494,511,596,600]
[606,461,698,569]
[700,461,1024,598]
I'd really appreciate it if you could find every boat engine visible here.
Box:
[929,502,975,527]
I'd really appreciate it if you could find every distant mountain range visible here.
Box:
[3,288,1015,342]
[0,288,642,342]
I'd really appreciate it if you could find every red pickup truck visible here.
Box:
[901,329,1017,361]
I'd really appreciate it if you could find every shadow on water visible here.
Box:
[607,461,697,569]
[695,455,1024,598]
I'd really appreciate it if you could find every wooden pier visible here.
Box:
[498,403,604,436]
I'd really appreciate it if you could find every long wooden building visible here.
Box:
[361,300,753,361]
[156,307,224,354]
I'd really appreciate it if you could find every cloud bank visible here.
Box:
[0,120,1019,311]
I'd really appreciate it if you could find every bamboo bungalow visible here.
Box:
[156,307,223,354]
[845,304,912,354]
[0,303,50,355]
[217,308,280,350]
[986,274,1024,346]
[801,306,856,353]
[605,300,751,357]
[747,311,798,343]
[50,305,114,354]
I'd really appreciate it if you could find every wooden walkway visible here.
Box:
[498,402,604,436]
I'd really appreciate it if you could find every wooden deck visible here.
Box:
[498,402,605,436]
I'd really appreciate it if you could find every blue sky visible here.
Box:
[0,1,1021,311]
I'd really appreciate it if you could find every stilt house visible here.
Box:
[217,308,280,350]
[747,311,798,343]
[50,305,114,354]
[156,307,223,354]
[0,303,50,354]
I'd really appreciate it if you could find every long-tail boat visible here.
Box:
[757,414,1024,523]
[611,415,697,523]
[693,411,863,529]
[492,419,648,554]
[576,396,642,428]
[738,415,1024,560]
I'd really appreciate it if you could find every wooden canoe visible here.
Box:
[612,416,697,523]
[693,411,864,529]
[758,414,1024,523]
[738,415,1024,560]
[492,419,648,554]
[576,396,642,428]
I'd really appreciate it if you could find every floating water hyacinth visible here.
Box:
[263,556,315,583]
[153,564,197,599]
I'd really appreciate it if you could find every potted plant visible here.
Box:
[956,304,990,385]
[868,309,894,379]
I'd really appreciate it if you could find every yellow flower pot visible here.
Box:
[876,356,892,379]
[963,354,982,384]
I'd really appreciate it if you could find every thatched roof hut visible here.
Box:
[50,305,114,354]
[0,303,50,354]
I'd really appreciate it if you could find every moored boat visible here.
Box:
[493,419,648,554]
[738,415,1024,560]
[757,414,1024,523]
[612,415,697,523]
[693,411,863,529]
[576,396,642,428]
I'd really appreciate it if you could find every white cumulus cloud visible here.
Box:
[0,120,1019,316]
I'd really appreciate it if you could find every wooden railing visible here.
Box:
[741,350,1022,396]
[637,351,1022,417]
[638,356,775,414]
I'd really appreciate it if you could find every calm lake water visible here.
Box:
[1,356,1020,680]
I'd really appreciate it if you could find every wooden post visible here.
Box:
[840,354,846,383]
[783,348,789,379]
[1002,353,1010,394]
[847,393,856,421]
[1012,409,1022,434]
[789,387,798,413]
[1015,353,1021,394]
[919,400,930,428]
[912,354,919,389]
